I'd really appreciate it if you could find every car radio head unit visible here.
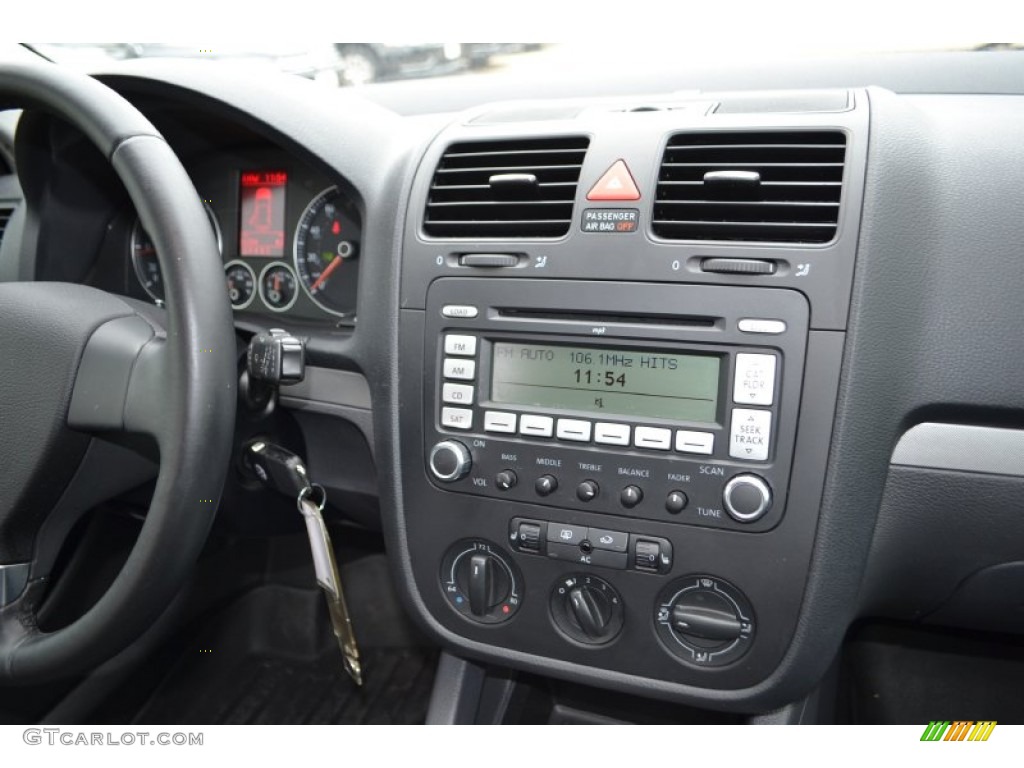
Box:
[422,277,808,535]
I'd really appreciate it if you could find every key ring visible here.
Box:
[297,483,327,513]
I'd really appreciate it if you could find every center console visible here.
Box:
[393,91,867,707]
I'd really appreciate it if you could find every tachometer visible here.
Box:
[131,201,222,304]
[293,187,360,317]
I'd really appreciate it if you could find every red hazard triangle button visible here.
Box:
[586,159,641,201]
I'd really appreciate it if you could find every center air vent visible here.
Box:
[424,136,589,239]
[652,131,846,244]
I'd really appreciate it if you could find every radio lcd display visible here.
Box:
[490,342,720,423]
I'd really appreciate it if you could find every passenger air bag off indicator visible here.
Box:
[587,159,641,201]
[582,208,640,233]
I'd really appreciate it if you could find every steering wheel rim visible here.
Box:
[0,61,236,682]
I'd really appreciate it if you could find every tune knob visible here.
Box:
[429,440,472,482]
[722,474,772,523]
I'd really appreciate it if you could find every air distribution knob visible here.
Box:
[550,574,624,645]
[429,440,472,482]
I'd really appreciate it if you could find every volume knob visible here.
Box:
[429,440,472,482]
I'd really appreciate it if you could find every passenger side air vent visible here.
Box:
[424,136,590,238]
[653,131,846,244]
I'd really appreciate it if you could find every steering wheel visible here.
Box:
[0,61,235,682]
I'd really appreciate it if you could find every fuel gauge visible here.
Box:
[258,262,298,312]
[224,260,256,310]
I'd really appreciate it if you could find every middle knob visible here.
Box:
[550,574,624,645]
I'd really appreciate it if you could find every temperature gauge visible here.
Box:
[258,262,298,312]
[224,260,256,310]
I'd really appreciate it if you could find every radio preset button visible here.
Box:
[634,426,672,451]
[587,527,628,552]
[442,382,474,405]
[729,408,772,461]
[738,318,787,335]
[520,414,554,437]
[444,334,477,357]
[619,485,644,509]
[441,304,479,319]
[594,422,630,446]
[675,430,714,455]
[548,523,588,546]
[556,418,592,442]
[535,475,558,496]
[733,353,777,406]
[576,480,600,503]
[443,358,476,380]
[665,490,689,514]
[440,407,473,430]
[483,411,517,434]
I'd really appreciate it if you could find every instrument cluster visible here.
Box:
[128,153,361,325]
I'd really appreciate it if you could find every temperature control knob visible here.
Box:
[551,574,624,645]
[655,575,755,667]
[429,440,471,482]
[441,540,522,624]
[722,474,772,523]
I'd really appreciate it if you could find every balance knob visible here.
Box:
[722,474,772,523]
[429,440,471,482]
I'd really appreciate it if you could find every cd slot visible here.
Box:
[494,307,721,330]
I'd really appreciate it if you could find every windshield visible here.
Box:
[24,41,1024,115]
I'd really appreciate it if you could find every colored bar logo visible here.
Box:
[920,721,997,741]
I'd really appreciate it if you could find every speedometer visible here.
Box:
[293,187,360,317]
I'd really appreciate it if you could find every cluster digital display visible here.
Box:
[239,170,287,257]
[490,342,720,423]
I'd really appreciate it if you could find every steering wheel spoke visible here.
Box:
[67,313,169,440]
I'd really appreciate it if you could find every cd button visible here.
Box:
[442,382,474,405]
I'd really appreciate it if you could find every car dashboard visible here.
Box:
[2,53,1024,720]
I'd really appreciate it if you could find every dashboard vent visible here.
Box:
[424,136,590,238]
[0,206,13,250]
[653,131,846,244]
